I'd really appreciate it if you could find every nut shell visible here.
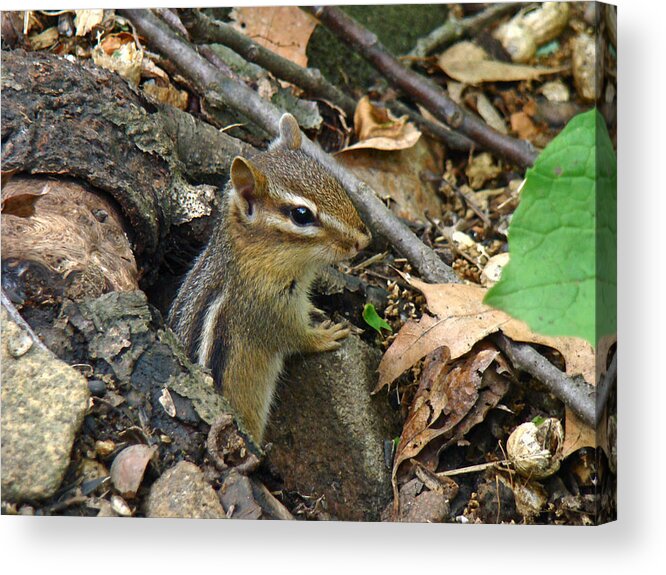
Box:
[507,418,564,479]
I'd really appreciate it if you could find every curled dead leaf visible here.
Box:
[438,41,565,85]
[99,32,135,55]
[74,9,104,37]
[92,41,143,86]
[375,279,595,395]
[28,27,59,51]
[230,6,316,69]
[339,96,421,152]
[390,343,510,509]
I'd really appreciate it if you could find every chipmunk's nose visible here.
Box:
[355,230,371,252]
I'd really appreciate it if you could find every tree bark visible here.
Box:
[1,49,252,287]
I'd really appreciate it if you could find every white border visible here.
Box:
[1,1,663,573]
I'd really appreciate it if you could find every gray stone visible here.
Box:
[144,461,225,519]
[265,334,400,521]
[1,308,90,502]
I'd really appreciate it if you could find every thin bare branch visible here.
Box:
[182,9,472,152]
[119,8,459,284]
[494,334,596,428]
[406,2,522,60]
[303,5,538,168]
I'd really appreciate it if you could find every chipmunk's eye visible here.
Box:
[290,206,316,226]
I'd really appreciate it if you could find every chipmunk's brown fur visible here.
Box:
[168,114,370,444]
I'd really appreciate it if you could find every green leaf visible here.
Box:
[484,109,616,346]
[362,303,392,335]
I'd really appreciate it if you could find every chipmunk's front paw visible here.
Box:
[306,320,350,352]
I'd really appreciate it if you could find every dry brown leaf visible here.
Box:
[142,81,189,110]
[336,133,443,223]
[74,9,104,37]
[465,152,503,189]
[563,336,616,456]
[340,96,421,152]
[92,41,143,86]
[375,279,595,394]
[230,6,316,69]
[28,27,59,51]
[511,111,538,140]
[438,41,565,85]
[562,408,598,457]
[141,58,170,83]
[391,344,510,507]
[99,32,135,55]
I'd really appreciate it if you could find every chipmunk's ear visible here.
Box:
[231,157,267,217]
[275,113,302,150]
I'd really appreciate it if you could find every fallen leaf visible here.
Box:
[74,9,104,36]
[99,32,135,55]
[390,344,510,506]
[28,27,59,50]
[142,81,189,110]
[92,41,143,86]
[438,41,565,85]
[230,6,316,69]
[336,135,443,223]
[562,408,598,457]
[375,279,595,394]
[340,96,421,152]
[475,92,508,135]
[511,111,538,140]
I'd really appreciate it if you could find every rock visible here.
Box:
[1,308,90,502]
[265,334,399,521]
[87,379,106,397]
[144,461,225,519]
[218,469,262,520]
[394,478,451,523]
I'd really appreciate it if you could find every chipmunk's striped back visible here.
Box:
[168,114,370,444]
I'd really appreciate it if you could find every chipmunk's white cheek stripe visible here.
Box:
[279,192,318,216]
[198,292,226,367]
[318,212,361,240]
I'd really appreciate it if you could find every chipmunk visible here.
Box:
[168,113,371,445]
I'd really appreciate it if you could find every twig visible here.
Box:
[153,8,190,39]
[250,478,295,520]
[441,459,511,477]
[595,350,616,425]
[303,5,538,168]
[119,8,459,285]
[406,3,522,60]
[182,9,357,120]
[389,99,473,152]
[118,9,596,433]
[182,10,473,152]
[493,334,596,428]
